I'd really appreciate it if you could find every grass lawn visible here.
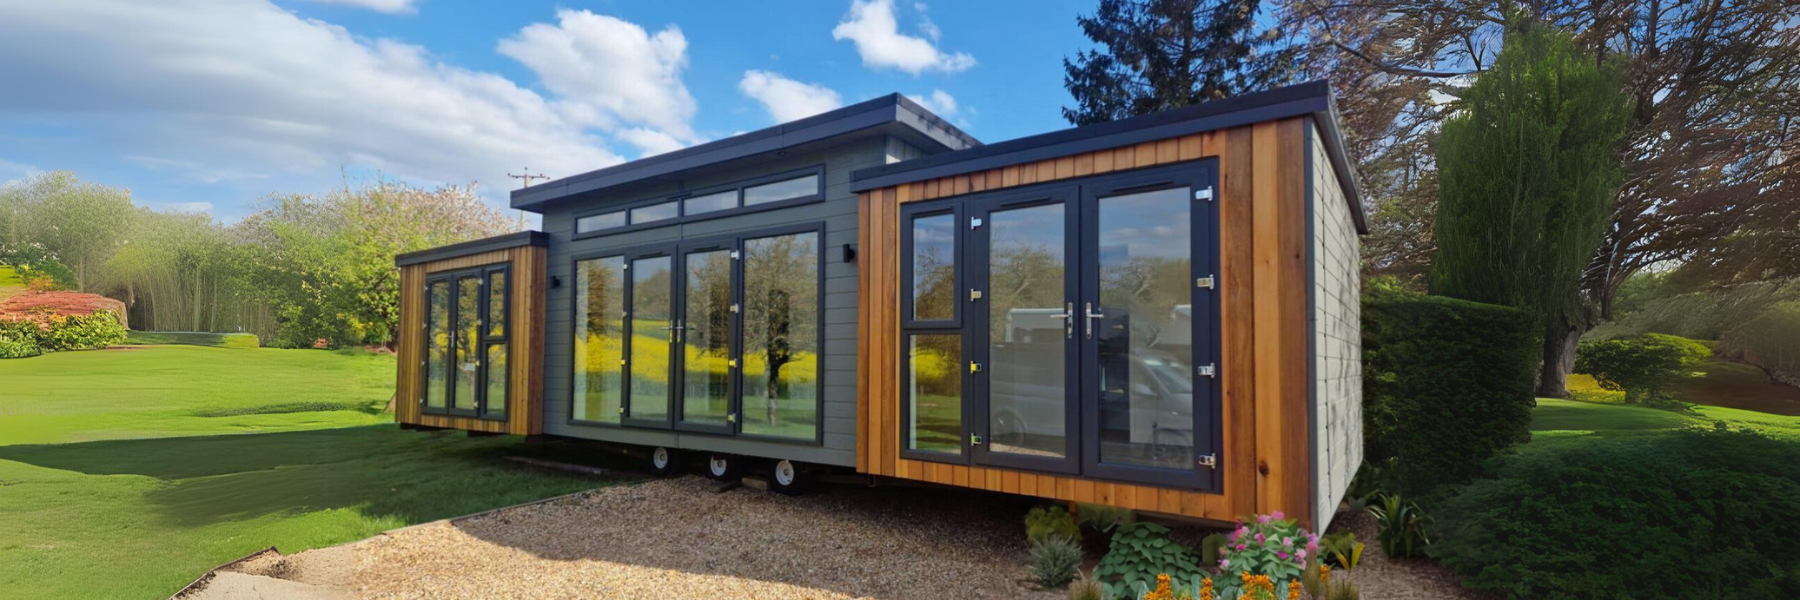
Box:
[0,343,612,599]
[122,330,262,349]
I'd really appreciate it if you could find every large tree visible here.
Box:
[1429,19,1632,397]
[1063,0,1302,125]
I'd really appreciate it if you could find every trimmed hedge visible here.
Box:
[0,319,42,359]
[1575,333,1711,405]
[1362,292,1540,500]
[0,311,128,357]
[1430,429,1800,599]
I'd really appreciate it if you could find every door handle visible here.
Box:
[1083,302,1103,339]
[1049,302,1075,339]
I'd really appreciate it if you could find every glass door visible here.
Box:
[1078,168,1218,490]
[421,265,510,420]
[676,242,737,433]
[623,248,677,428]
[969,189,1080,474]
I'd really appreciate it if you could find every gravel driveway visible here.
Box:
[343,476,1061,599]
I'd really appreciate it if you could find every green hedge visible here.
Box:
[0,319,42,359]
[0,311,128,357]
[1575,333,1711,405]
[1362,292,1540,500]
[1720,302,1800,387]
[1430,429,1800,599]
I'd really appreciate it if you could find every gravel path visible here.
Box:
[1323,510,1499,600]
[344,477,1063,600]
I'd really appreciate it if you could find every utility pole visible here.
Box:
[507,168,548,231]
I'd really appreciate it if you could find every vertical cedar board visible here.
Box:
[395,245,544,435]
[854,121,1315,525]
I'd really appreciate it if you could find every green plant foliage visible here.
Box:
[37,311,128,351]
[1093,523,1201,598]
[1215,512,1316,595]
[1029,535,1084,588]
[1027,505,1083,546]
[1075,502,1137,534]
[1575,333,1711,405]
[1319,532,1362,569]
[0,242,78,290]
[1429,18,1631,354]
[1326,580,1361,600]
[1430,429,1800,599]
[1067,569,1107,600]
[0,320,41,358]
[1368,494,1429,559]
[1362,291,1540,500]
[1198,532,1228,565]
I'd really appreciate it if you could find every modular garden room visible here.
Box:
[393,80,1366,528]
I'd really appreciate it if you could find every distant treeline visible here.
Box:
[0,171,512,347]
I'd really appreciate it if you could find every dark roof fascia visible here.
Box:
[849,80,1369,234]
[394,230,549,267]
[510,94,979,212]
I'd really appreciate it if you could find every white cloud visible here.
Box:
[913,2,941,40]
[306,0,417,14]
[148,201,216,214]
[906,89,957,116]
[497,10,698,144]
[0,158,39,185]
[124,155,268,184]
[832,0,974,75]
[0,0,711,210]
[739,71,843,123]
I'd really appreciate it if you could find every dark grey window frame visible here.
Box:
[568,254,629,427]
[893,160,1223,491]
[570,165,826,239]
[421,263,511,421]
[566,222,828,447]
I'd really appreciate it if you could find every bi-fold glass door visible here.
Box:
[421,264,509,419]
[901,161,1220,491]
[571,225,823,442]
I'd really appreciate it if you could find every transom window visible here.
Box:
[573,167,824,237]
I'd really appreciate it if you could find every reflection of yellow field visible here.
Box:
[578,332,819,386]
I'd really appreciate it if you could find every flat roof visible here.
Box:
[510,94,979,212]
[394,231,548,267]
[849,80,1367,234]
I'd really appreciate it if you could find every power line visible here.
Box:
[507,168,547,231]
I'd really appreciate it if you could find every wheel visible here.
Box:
[648,446,680,476]
[769,459,812,495]
[705,453,742,481]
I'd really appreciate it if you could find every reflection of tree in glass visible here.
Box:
[988,242,1063,340]
[744,234,818,428]
[1099,256,1189,345]
[913,215,956,320]
[581,261,621,337]
[689,253,731,357]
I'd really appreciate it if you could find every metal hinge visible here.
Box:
[1196,275,1216,289]
[969,362,983,373]
[730,303,740,313]
[727,413,738,424]
[970,433,983,445]
[619,358,627,366]
[969,289,983,301]
[1194,187,1214,202]
[1198,453,1218,468]
[1196,363,1216,378]
[621,262,629,270]
[970,217,983,229]
[728,358,739,368]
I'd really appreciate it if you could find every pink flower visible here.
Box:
[1277,551,1290,560]
[1228,530,1241,542]
[1255,533,1266,544]
[1305,539,1319,554]
[1282,537,1294,547]
[1236,543,1247,552]
[1219,558,1231,569]
[1257,514,1272,525]
[1271,510,1285,521]
[1297,549,1309,562]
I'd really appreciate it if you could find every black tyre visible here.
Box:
[769,459,812,495]
[705,453,742,481]
[648,446,680,476]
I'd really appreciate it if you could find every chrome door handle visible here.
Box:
[1083,302,1103,339]
[1050,302,1075,339]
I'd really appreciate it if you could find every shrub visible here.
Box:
[1367,494,1429,559]
[1214,512,1316,596]
[1429,429,1800,599]
[1326,580,1360,600]
[1027,505,1083,546]
[1318,532,1362,569]
[0,320,41,359]
[1030,535,1084,588]
[1067,569,1106,600]
[1075,502,1136,534]
[1093,523,1201,599]
[1362,292,1540,500]
[38,311,128,351]
[0,242,78,290]
[1574,333,1711,405]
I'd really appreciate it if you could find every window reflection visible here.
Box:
[425,280,449,409]
[743,174,818,206]
[574,257,625,423]
[986,203,1068,458]
[908,334,962,454]
[454,276,481,411]
[1094,187,1193,470]
[911,213,956,321]
[740,232,819,439]
[629,256,674,421]
[682,249,733,426]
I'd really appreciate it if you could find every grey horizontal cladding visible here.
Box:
[395,230,547,266]
[536,135,877,466]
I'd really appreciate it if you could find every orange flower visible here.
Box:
[1199,578,1214,600]
[1287,580,1301,600]
[1320,564,1331,586]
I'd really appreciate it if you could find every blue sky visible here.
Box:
[0,0,1096,222]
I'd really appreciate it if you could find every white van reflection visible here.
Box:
[988,306,1194,468]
